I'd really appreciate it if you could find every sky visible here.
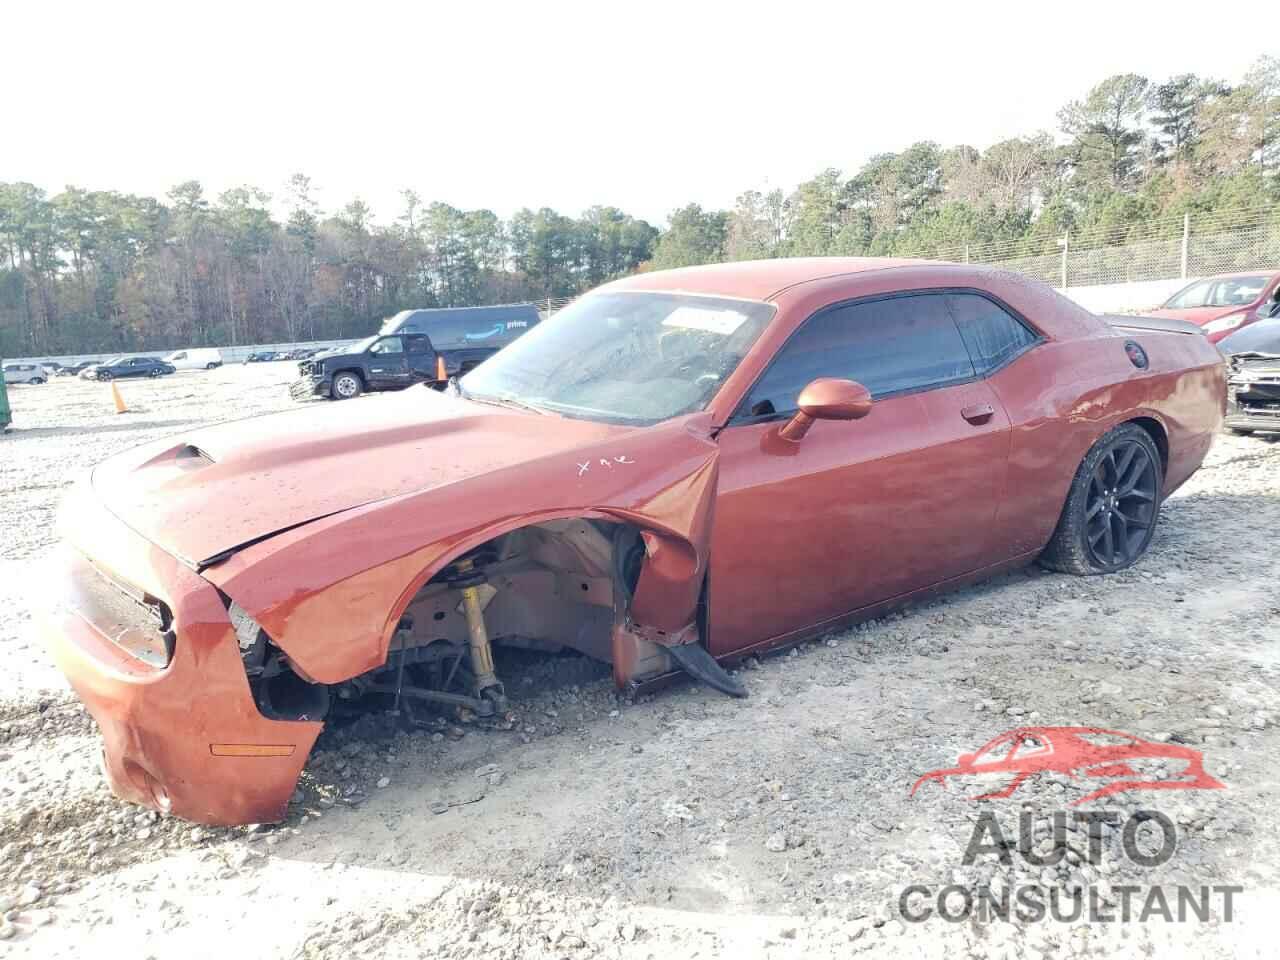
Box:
[5,0,1274,227]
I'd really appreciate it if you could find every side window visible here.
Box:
[946,294,1038,373]
[171,352,186,361]
[404,335,432,355]
[739,294,975,417]
[370,337,404,355]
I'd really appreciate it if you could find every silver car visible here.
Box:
[2,363,49,385]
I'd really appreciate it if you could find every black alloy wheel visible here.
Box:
[1039,422,1164,576]
[1083,439,1158,568]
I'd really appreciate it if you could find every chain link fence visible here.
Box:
[937,206,1280,288]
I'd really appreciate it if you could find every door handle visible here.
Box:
[961,403,994,424]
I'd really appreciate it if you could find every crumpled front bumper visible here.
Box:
[39,484,322,825]
[1226,380,1280,432]
[289,376,329,401]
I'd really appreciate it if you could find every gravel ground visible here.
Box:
[1,364,1279,958]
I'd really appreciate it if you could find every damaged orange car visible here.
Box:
[43,258,1225,825]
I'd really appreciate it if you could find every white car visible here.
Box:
[3,362,48,385]
[162,348,223,371]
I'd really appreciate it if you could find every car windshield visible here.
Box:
[351,335,379,353]
[103,356,123,365]
[1164,275,1270,309]
[459,292,775,425]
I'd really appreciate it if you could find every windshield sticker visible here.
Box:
[662,306,748,336]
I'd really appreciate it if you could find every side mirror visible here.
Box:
[779,378,873,441]
[1264,299,1280,319]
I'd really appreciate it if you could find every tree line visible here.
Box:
[2,57,1277,358]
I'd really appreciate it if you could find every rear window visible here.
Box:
[947,294,1039,373]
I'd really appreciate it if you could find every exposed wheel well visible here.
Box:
[239,517,681,723]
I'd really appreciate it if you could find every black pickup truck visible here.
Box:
[289,333,493,400]
[290,304,541,401]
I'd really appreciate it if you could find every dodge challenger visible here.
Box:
[42,258,1225,825]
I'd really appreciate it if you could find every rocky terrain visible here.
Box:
[1,364,1277,958]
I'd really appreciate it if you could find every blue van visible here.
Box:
[379,304,541,346]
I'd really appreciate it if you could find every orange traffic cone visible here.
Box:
[111,381,128,414]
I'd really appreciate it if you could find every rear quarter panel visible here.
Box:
[987,327,1224,557]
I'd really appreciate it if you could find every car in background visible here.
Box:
[58,361,99,377]
[1148,271,1280,343]
[243,352,276,364]
[1219,314,1280,358]
[2,362,49,385]
[1218,314,1280,435]
[163,348,223,371]
[289,305,543,402]
[379,304,541,343]
[81,356,176,381]
[289,326,514,401]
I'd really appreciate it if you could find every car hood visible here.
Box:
[90,388,628,568]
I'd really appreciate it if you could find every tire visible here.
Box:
[31,378,45,385]
[331,371,364,400]
[97,371,112,381]
[1038,423,1163,576]
[149,369,162,378]
[206,362,217,370]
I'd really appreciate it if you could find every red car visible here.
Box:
[910,726,1225,805]
[42,258,1224,825]
[1148,271,1280,343]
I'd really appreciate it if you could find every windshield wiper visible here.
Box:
[463,391,554,416]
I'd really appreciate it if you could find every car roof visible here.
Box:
[600,257,942,302]
[1193,271,1277,282]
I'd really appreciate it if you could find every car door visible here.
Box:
[707,292,1013,656]
[403,334,436,380]
[366,336,409,387]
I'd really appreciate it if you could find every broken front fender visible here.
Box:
[201,413,721,684]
